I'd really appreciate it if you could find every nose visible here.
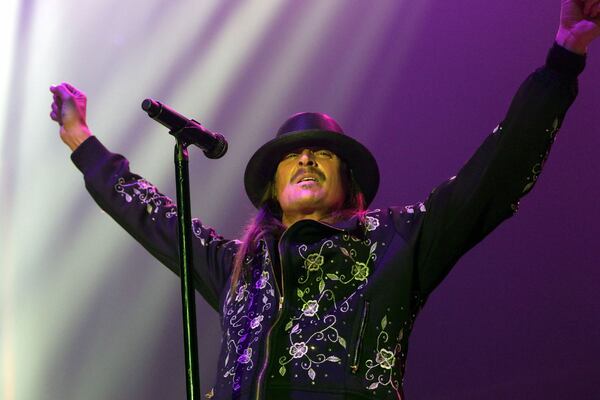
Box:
[298,149,317,167]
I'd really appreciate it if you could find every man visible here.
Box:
[49,1,599,398]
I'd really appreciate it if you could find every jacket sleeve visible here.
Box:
[409,42,586,297]
[71,136,237,311]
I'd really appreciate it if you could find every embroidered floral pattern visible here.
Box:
[364,315,402,396]
[114,178,225,244]
[305,253,324,271]
[337,241,377,284]
[375,348,395,370]
[522,116,559,195]
[237,348,253,364]
[114,178,176,218]
[278,314,344,381]
[255,271,269,289]
[298,240,333,284]
[290,342,309,358]
[250,315,264,329]
[301,300,319,317]
[403,203,426,214]
[277,211,385,383]
[191,218,221,246]
[522,162,542,194]
[351,261,370,282]
[220,240,276,391]
[364,215,380,231]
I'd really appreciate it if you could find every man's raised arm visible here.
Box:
[403,0,598,297]
[49,83,237,310]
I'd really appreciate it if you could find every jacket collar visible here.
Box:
[326,213,363,233]
[282,213,365,240]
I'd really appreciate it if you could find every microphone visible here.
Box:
[141,99,228,159]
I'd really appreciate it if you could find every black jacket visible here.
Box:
[71,42,585,399]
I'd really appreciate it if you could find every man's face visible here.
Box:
[274,148,345,218]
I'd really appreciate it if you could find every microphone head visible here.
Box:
[141,98,161,117]
[204,133,228,159]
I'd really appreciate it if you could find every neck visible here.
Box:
[282,208,336,228]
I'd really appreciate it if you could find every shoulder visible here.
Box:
[385,203,428,240]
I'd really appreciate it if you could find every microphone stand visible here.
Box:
[142,98,227,400]
[174,137,200,400]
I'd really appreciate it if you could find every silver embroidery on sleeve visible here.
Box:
[114,178,177,218]
[191,218,221,246]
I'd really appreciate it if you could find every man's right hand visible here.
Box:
[49,82,92,151]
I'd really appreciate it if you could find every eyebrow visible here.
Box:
[286,148,334,153]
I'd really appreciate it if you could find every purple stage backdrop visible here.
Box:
[1,1,598,399]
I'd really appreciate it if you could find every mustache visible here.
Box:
[291,167,325,183]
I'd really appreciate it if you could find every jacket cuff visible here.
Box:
[70,135,111,175]
[546,41,587,78]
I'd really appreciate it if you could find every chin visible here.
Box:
[284,193,324,209]
[295,195,325,207]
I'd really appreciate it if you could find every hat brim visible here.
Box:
[244,129,379,209]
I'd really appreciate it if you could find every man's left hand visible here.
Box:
[556,0,600,54]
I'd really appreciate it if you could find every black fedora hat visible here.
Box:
[244,112,379,209]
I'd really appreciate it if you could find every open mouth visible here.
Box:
[292,168,325,185]
[295,173,322,185]
[297,176,319,184]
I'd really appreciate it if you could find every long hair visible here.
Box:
[229,161,367,295]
